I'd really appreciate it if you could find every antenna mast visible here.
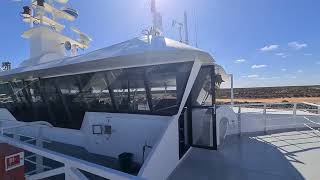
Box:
[19,0,92,60]
[172,20,183,42]
[194,10,199,48]
[172,11,190,45]
[184,11,189,45]
[151,0,163,36]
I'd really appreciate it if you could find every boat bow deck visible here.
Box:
[169,130,320,180]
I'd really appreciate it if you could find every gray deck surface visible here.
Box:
[169,130,320,180]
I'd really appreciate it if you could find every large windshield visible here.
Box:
[0,62,193,129]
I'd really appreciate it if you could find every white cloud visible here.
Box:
[260,44,279,52]
[241,74,260,78]
[234,59,246,63]
[304,53,312,56]
[288,41,307,50]
[284,75,297,79]
[297,70,303,73]
[316,62,320,65]
[276,53,288,58]
[281,68,287,71]
[251,64,268,69]
[259,76,280,80]
[248,75,259,78]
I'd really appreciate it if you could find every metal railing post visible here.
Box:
[64,165,71,180]
[13,133,20,141]
[238,106,241,137]
[293,103,297,130]
[36,127,44,173]
[263,104,267,134]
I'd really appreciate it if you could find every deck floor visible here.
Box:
[169,130,320,180]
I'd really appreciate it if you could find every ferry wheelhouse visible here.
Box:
[3,1,318,180]
[0,0,230,179]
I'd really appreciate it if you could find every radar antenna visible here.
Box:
[17,0,91,59]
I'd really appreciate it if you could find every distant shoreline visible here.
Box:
[217,97,320,104]
[220,84,320,90]
[217,85,320,100]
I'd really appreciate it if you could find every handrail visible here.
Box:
[226,102,320,116]
[220,102,320,138]
[0,135,142,180]
[3,132,51,143]
[0,121,53,134]
[304,117,320,126]
[230,102,294,107]
[223,102,320,107]
[303,102,320,108]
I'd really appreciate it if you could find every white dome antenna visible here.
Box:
[61,7,78,19]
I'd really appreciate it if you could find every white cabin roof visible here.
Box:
[0,36,224,81]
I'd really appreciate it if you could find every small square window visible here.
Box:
[92,125,103,135]
[105,125,112,135]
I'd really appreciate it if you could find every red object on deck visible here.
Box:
[0,143,25,180]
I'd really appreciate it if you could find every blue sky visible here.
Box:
[0,0,319,88]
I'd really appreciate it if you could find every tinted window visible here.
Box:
[0,62,193,129]
[191,66,214,106]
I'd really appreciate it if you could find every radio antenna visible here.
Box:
[172,11,190,44]
[184,11,189,45]
[194,10,199,48]
[150,0,163,36]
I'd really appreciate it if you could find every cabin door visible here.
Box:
[179,65,217,157]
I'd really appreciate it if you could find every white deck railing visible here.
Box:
[0,122,142,180]
[229,102,320,136]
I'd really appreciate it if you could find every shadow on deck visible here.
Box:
[169,130,320,180]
